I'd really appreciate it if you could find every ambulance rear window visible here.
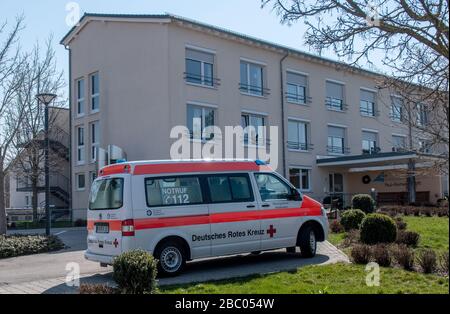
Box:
[89,178,124,210]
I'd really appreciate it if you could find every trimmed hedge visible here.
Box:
[113,249,158,294]
[351,194,375,214]
[340,209,366,231]
[360,214,397,245]
[0,234,64,258]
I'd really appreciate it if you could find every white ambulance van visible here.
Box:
[85,160,328,276]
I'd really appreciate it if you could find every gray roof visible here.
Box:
[60,13,388,79]
[316,151,418,165]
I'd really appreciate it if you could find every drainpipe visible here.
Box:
[407,103,416,204]
[65,45,73,221]
[280,50,289,178]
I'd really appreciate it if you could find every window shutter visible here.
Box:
[362,131,377,142]
[360,90,375,102]
[328,126,345,138]
[186,48,214,64]
[326,81,343,99]
[287,72,307,87]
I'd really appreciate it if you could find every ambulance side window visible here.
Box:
[206,174,254,203]
[145,176,203,207]
[254,173,291,201]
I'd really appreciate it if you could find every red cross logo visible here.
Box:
[113,239,119,248]
[267,225,277,238]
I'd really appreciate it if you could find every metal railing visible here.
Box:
[287,141,314,151]
[16,172,69,193]
[326,145,351,155]
[285,92,312,104]
[239,83,271,96]
[325,98,348,111]
[184,72,221,87]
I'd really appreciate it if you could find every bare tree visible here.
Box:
[0,16,27,234]
[8,38,65,222]
[262,0,449,173]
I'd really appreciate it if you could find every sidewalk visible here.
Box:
[0,241,349,294]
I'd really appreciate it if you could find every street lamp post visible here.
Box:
[36,93,57,236]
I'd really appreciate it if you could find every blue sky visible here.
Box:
[1,0,383,87]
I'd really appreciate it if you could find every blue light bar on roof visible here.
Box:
[255,160,267,166]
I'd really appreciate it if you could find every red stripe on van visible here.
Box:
[133,162,271,175]
[133,207,322,230]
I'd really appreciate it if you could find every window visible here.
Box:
[207,174,253,203]
[90,73,99,112]
[392,135,407,151]
[419,139,432,153]
[90,121,99,162]
[76,126,85,164]
[76,79,85,116]
[77,173,86,191]
[254,173,291,201]
[288,120,309,151]
[329,173,344,193]
[362,131,379,154]
[326,81,344,110]
[25,195,30,207]
[89,178,123,210]
[286,72,307,104]
[391,96,403,122]
[145,176,203,207]
[416,103,428,126]
[187,105,215,141]
[240,61,264,96]
[327,126,346,154]
[90,171,97,183]
[241,113,265,146]
[360,89,376,116]
[185,48,214,86]
[289,168,311,191]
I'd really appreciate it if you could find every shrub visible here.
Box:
[371,244,392,267]
[113,249,158,294]
[351,194,375,214]
[360,214,397,245]
[350,244,371,264]
[79,284,118,294]
[392,244,415,271]
[329,220,343,233]
[394,217,407,230]
[396,230,420,247]
[440,252,449,273]
[74,219,87,227]
[342,230,360,247]
[417,249,437,274]
[340,209,366,231]
[0,234,64,258]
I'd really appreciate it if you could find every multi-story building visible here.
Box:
[6,107,70,222]
[61,14,448,219]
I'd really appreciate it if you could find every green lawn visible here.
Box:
[328,216,449,253]
[403,216,449,253]
[162,263,448,294]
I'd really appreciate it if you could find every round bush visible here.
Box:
[340,209,366,231]
[360,214,397,245]
[351,194,375,214]
[113,249,158,294]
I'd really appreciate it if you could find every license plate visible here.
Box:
[95,223,109,234]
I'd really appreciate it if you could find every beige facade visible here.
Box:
[62,14,447,218]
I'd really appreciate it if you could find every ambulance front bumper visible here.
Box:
[84,250,115,265]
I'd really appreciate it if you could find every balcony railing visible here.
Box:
[362,147,381,155]
[325,98,348,111]
[184,72,221,87]
[327,145,350,155]
[239,83,270,97]
[287,141,314,151]
[16,172,69,193]
[285,92,312,104]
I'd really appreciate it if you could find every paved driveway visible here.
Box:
[0,228,348,294]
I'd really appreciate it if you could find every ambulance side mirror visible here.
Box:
[288,188,302,201]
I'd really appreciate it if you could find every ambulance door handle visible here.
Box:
[261,204,270,208]
[246,204,255,208]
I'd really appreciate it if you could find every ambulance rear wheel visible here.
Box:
[298,226,317,258]
[155,240,186,277]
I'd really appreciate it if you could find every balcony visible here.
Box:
[362,147,381,155]
[184,72,221,87]
[327,145,351,155]
[16,172,69,207]
[285,92,312,105]
[287,141,314,151]
[325,98,348,112]
[239,83,270,97]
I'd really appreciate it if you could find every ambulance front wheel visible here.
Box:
[155,239,187,277]
[298,226,317,258]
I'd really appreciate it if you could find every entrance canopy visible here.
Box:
[316,151,434,172]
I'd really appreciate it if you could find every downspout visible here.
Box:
[280,50,289,178]
[65,45,73,221]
